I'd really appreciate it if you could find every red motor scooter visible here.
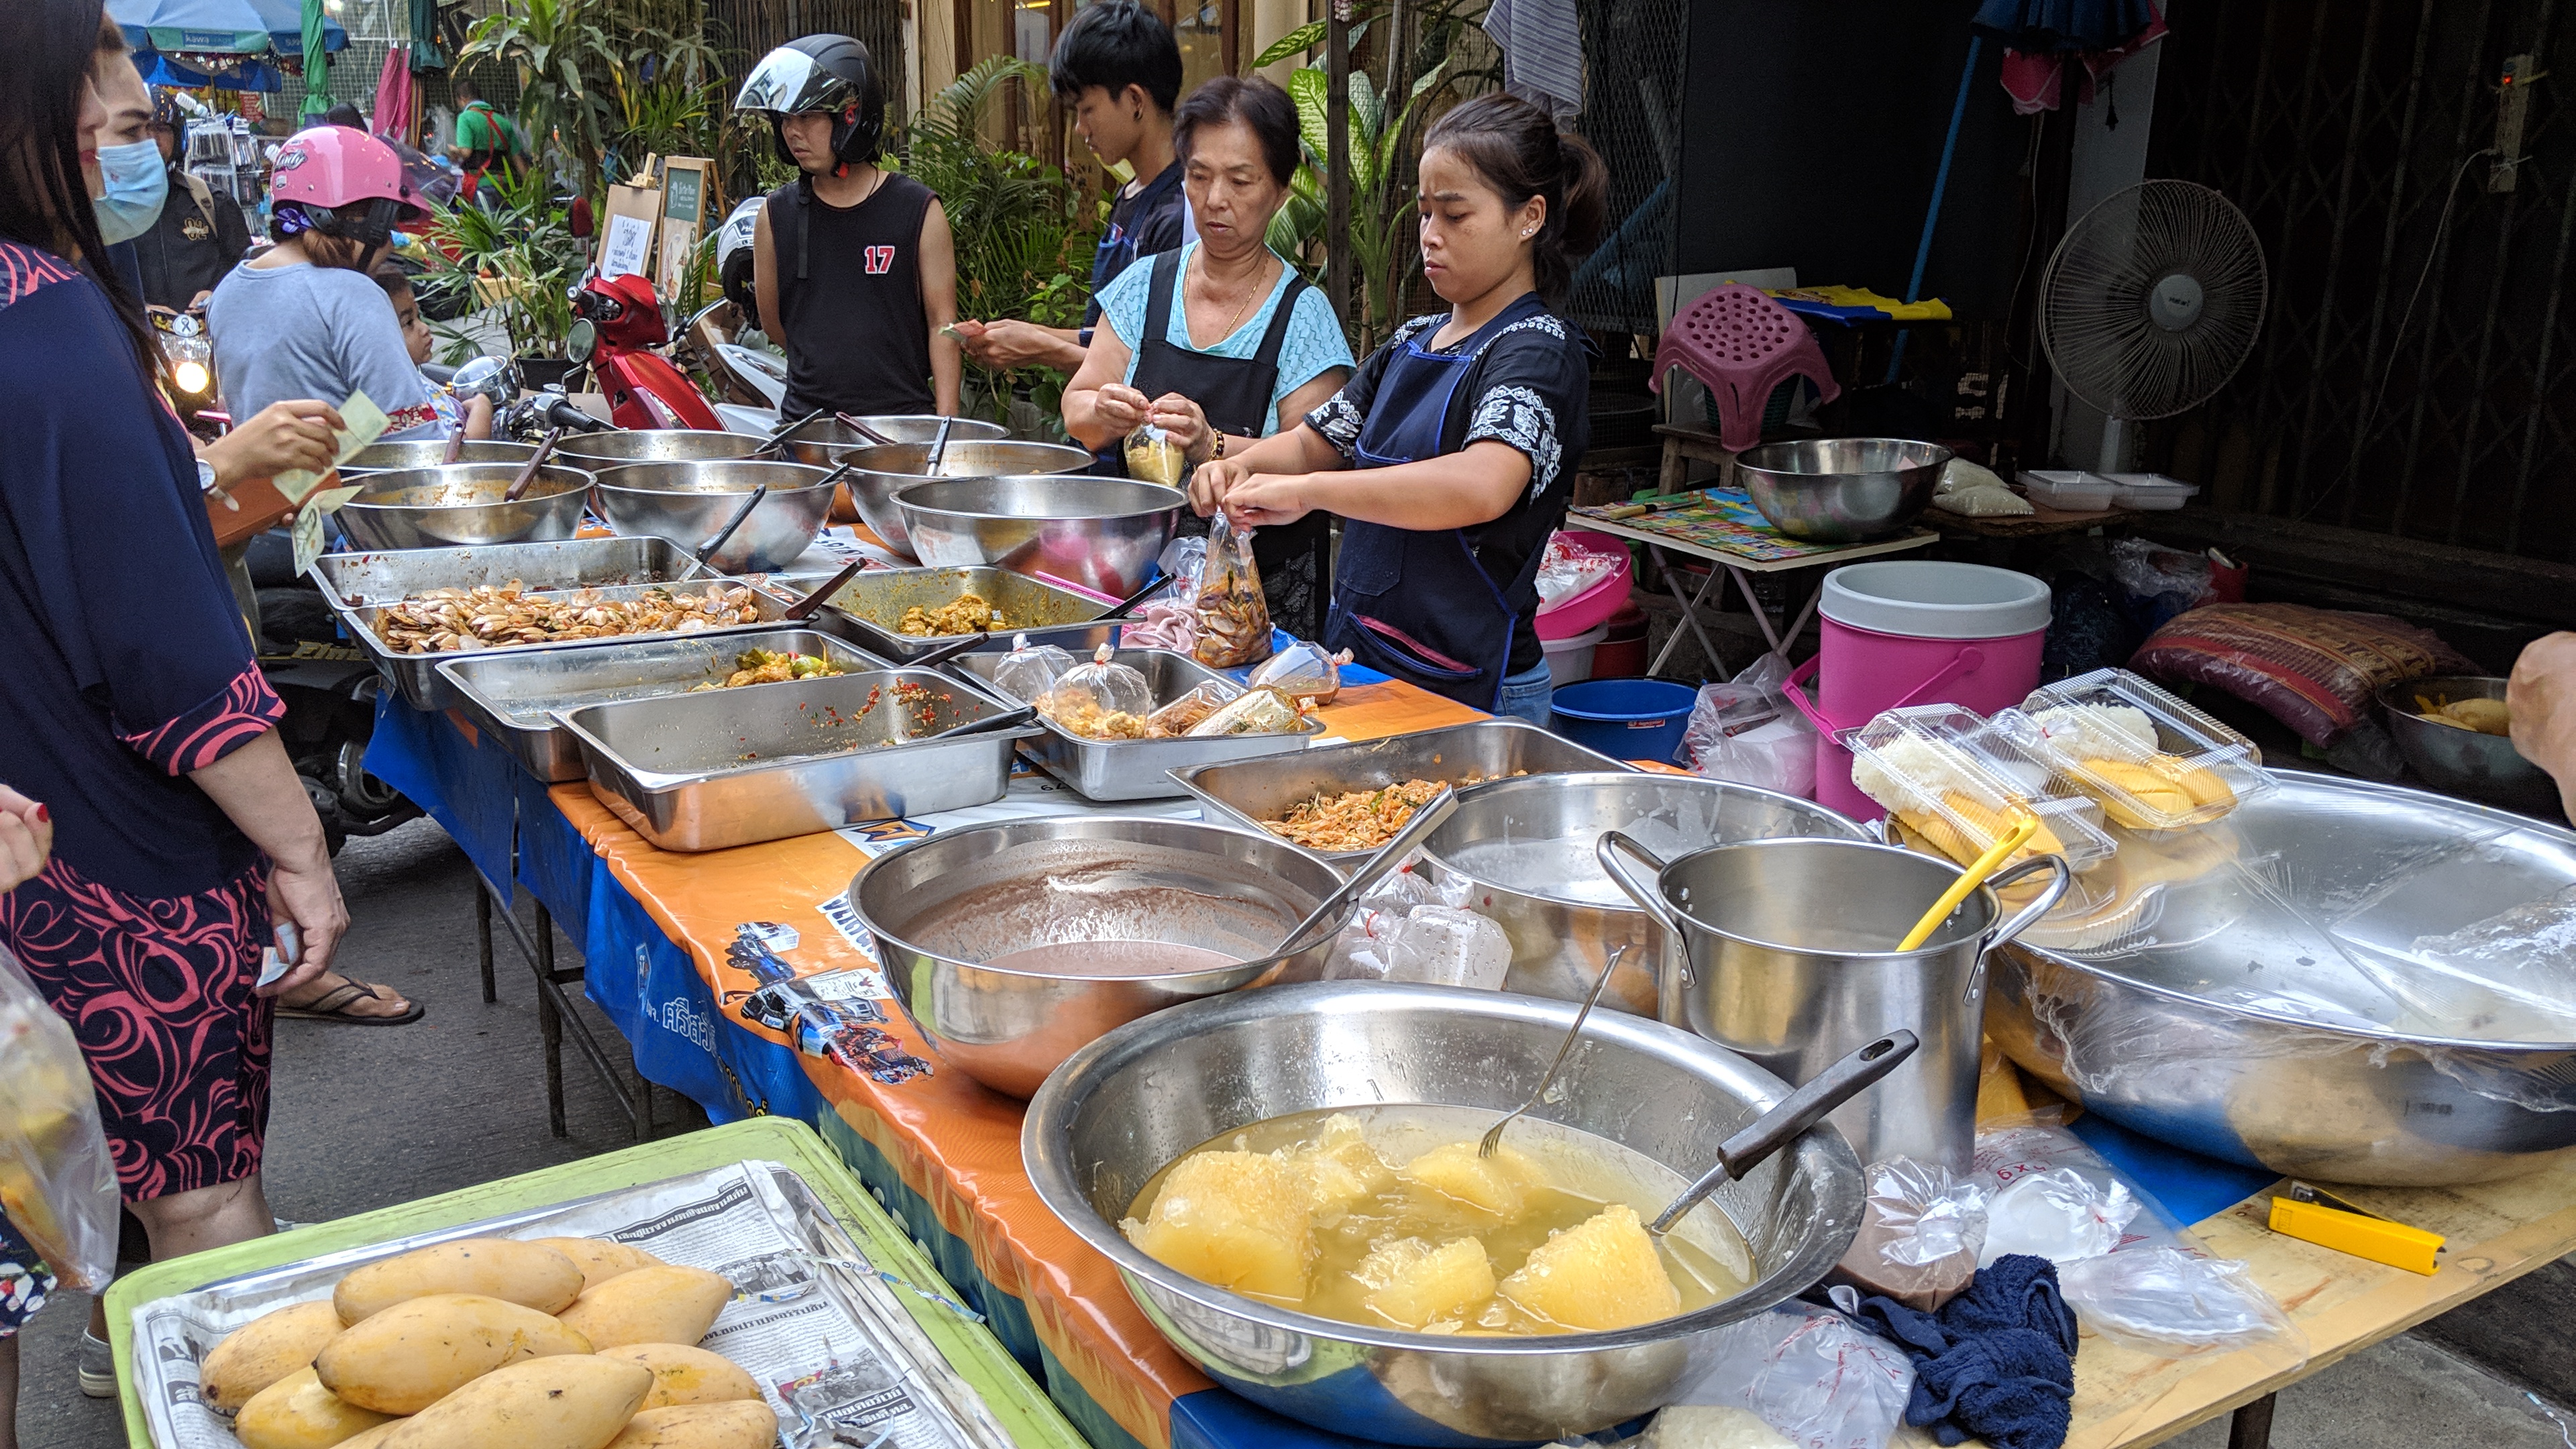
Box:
[566,270,724,431]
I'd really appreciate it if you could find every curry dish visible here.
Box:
[897,593,1008,637]
[371,582,763,655]
[688,649,848,691]
[1263,775,1519,852]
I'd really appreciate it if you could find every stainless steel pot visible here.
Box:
[335,464,595,549]
[341,439,539,474]
[825,440,1094,559]
[892,475,1183,596]
[846,817,1353,1097]
[552,428,764,466]
[2377,676,2561,815]
[1417,773,1868,1016]
[1022,980,1866,1446]
[778,413,1009,462]
[1603,835,2068,1172]
[590,460,839,573]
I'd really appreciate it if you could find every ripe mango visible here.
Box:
[601,1401,780,1449]
[202,1299,344,1412]
[529,1238,665,1297]
[595,1343,761,1409]
[555,1265,735,1350]
[376,1354,653,1449]
[315,1291,592,1413]
[233,1366,396,1449]
[334,1238,585,1324]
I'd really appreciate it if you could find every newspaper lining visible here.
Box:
[131,1161,1016,1449]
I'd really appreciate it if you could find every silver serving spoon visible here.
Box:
[1648,1030,1919,1236]
[1269,787,1459,961]
[1479,944,1631,1159]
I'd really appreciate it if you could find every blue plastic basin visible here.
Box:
[1548,678,1698,764]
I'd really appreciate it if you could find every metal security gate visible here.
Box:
[2145,0,2575,559]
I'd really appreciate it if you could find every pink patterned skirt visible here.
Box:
[1,857,274,1201]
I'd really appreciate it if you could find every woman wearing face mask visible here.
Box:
[206,125,440,441]
[1191,94,1606,722]
[1,0,356,1410]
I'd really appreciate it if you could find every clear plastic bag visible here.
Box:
[1978,1167,2137,1267]
[1157,535,1208,598]
[1534,531,1620,606]
[1684,653,1819,798]
[1144,678,1242,735]
[1186,685,1309,738]
[1968,1112,2190,1258]
[1318,861,1507,989]
[1248,641,1352,706]
[2055,1247,2306,1359]
[0,945,120,1291]
[1668,1305,1915,1449]
[1124,423,1189,488]
[1193,511,1273,668]
[1832,1158,1988,1310]
[1039,645,1155,738]
[1931,460,2033,519]
[991,632,1077,704]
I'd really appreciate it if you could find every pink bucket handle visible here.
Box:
[1787,644,1990,738]
[1890,645,1986,710]
[1784,655,1837,734]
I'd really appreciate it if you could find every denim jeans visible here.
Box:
[1493,659,1555,726]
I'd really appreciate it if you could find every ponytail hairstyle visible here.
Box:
[1421,93,1609,305]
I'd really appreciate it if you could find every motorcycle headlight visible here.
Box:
[172,358,212,398]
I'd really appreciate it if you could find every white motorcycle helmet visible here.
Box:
[715,195,764,319]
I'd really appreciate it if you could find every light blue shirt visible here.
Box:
[1094,241,1354,436]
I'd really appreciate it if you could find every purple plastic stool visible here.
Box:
[1650,284,1841,452]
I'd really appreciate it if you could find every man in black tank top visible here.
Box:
[737,36,961,419]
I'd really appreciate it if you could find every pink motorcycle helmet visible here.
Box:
[268,126,431,232]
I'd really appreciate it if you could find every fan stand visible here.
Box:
[2099,415,2130,473]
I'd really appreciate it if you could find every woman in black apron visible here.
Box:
[1188,95,1610,722]
[1061,76,1355,641]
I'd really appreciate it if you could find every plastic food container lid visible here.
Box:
[1821,561,2052,640]
[1841,704,2119,873]
[2020,470,2119,508]
[2103,474,2200,509]
[2001,667,2273,831]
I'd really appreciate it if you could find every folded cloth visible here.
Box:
[1849,1254,2078,1449]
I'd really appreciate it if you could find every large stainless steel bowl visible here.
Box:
[894,476,1183,596]
[1988,771,2576,1185]
[591,460,839,574]
[341,439,539,474]
[1735,437,1952,542]
[553,428,764,467]
[826,440,1093,559]
[1419,773,1868,1015]
[335,464,594,550]
[778,413,1010,463]
[847,817,1353,1097]
[1023,981,1866,1446]
[2378,676,2561,816]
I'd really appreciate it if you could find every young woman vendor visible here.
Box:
[1190,93,1607,722]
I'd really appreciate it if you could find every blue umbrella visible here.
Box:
[109,0,345,56]
[133,48,288,91]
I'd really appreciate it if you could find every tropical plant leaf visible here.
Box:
[1287,66,1332,172]
[1253,21,1326,68]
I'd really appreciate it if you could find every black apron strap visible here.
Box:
[1140,248,1183,352]
[1250,273,1308,372]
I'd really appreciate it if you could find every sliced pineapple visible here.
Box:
[1122,1150,1313,1301]
[1497,1203,1680,1331]
[1356,1236,1495,1330]
[1402,1142,1541,1218]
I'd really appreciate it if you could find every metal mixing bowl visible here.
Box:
[1419,773,1868,1015]
[778,413,1010,462]
[591,460,839,574]
[847,816,1353,1097]
[1987,771,2576,1185]
[1734,438,1953,542]
[825,441,1093,558]
[341,439,539,474]
[1022,981,1866,1446]
[2378,676,2561,816]
[553,428,764,467]
[894,476,1183,596]
[335,464,595,549]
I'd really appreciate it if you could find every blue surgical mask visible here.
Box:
[93,140,168,245]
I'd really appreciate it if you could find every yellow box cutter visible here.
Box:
[2266,1183,2445,1275]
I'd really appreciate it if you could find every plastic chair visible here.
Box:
[1650,284,1842,452]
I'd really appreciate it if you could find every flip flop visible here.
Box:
[277,979,425,1026]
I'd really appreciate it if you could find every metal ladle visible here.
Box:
[926,414,957,472]
[1267,787,1459,961]
[1648,1030,1919,1236]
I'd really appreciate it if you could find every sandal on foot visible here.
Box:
[278,979,423,1026]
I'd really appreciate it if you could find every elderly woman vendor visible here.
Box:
[1061,75,1352,640]
[1189,94,1607,723]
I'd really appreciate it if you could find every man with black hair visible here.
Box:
[951,1,1189,374]
[133,90,254,311]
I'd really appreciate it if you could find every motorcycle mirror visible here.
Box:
[566,317,599,365]
[451,355,521,407]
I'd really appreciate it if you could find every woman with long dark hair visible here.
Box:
[0,0,351,1406]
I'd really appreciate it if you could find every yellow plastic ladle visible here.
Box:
[1897,812,2039,951]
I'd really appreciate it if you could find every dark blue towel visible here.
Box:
[1849,1254,2080,1449]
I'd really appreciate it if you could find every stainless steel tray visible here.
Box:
[802,565,1111,661]
[558,668,1037,851]
[1169,718,1638,864]
[437,629,892,783]
[335,578,805,712]
[953,648,1320,802]
[309,536,716,610]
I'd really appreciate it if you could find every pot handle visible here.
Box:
[1967,853,2072,1001]
[1597,830,1682,938]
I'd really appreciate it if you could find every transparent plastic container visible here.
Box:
[2102,473,2200,511]
[2019,470,2118,511]
[1843,705,2119,873]
[2001,667,2273,831]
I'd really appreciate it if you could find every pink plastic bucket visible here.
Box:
[1785,562,2051,820]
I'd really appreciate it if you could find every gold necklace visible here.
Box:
[1195,251,1273,342]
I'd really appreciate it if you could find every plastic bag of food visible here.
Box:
[1682,653,1819,798]
[1534,531,1619,606]
[0,945,119,1290]
[1193,511,1273,668]
[1315,863,1510,989]
[1932,459,2033,518]
[2130,602,2474,747]
[1248,641,1353,705]
[2055,1247,2306,1359]
[1145,678,1242,735]
[1831,1159,1989,1311]
[1124,423,1189,488]
[991,632,1078,704]
[1969,1111,2192,1258]
[1039,645,1155,738]
[1186,684,1308,737]
[1158,535,1208,597]
[1666,1305,1914,1449]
